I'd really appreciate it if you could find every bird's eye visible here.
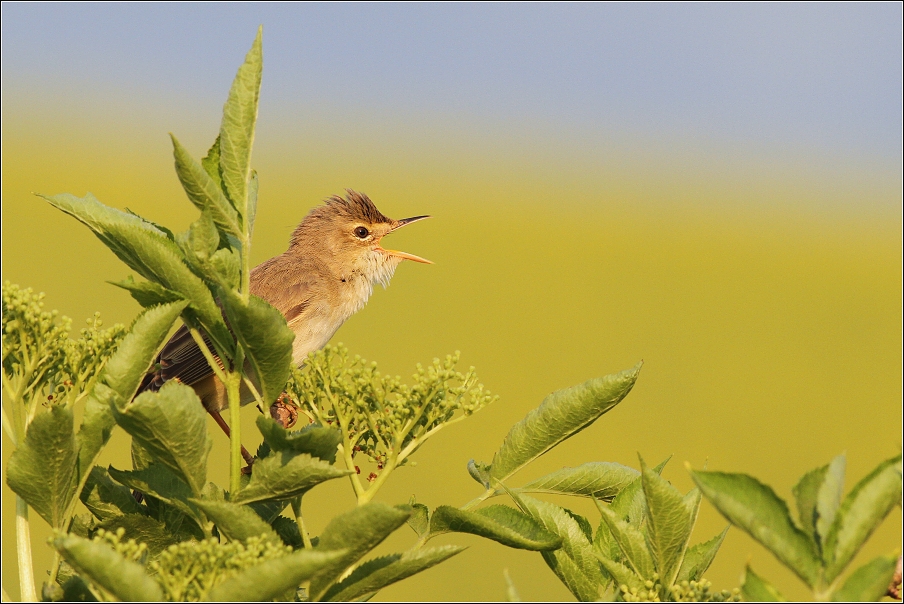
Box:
[354,226,370,239]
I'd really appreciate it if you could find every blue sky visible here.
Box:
[3,3,901,162]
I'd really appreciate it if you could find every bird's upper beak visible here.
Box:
[379,215,433,264]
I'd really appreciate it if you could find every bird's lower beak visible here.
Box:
[381,215,433,264]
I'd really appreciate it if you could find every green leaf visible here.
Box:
[80,466,146,521]
[322,546,465,602]
[201,136,224,191]
[6,405,78,528]
[676,527,729,583]
[792,463,829,544]
[467,459,492,488]
[407,501,430,537]
[741,564,786,602]
[690,469,821,586]
[256,416,341,463]
[823,453,902,581]
[96,300,189,405]
[218,27,262,217]
[231,451,351,504]
[54,534,163,602]
[219,291,294,408]
[75,301,189,510]
[192,499,281,545]
[208,549,346,602]
[520,462,639,501]
[593,555,645,592]
[271,515,305,549]
[610,456,670,524]
[210,248,240,289]
[489,363,641,483]
[38,192,232,352]
[112,380,211,495]
[176,212,220,270]
[309,503,412,600]
[642,458,694,588]
[817,455,847,549]
[108,464,201,524]
[831,553,899,602]
[430,505,562,550]
[513,493,606,601]
[247,169,259,236]
[109,276,185,308]
[170,134,240,237]
[96,514,181,558]
[595,499,656,580]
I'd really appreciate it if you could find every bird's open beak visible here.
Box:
[380,215,433,264]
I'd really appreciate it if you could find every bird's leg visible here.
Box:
[208,409,256,469]
[269,392,299,428]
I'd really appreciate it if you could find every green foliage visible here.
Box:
[691,453,902,601]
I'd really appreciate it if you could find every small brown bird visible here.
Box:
[138,190,430,461]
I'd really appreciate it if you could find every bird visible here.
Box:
[136,190,431,464]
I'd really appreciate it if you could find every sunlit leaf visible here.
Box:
[741,564,786,602]
[112,381,211,496]
[513,493,605,601]
[488,363,642,484]
[6,405,78,528]
[192,498,281,545]
[80,466,146,522]
[231,451,350,504]
[520,462,639,501]
[430,505,562,550]
[218,27,262,217]
[823,453,902,582]
[322,546,465,602]
[54,534,163,602]
[676,527,729,583]
[831,553,899,602]
[256,416,341,463]
[220,291,294,408]
[38,192,232,352]
[170,134,240,237]
[208,549,346,602]
[641,458,694,587]
[690,469,820,586]
[309,503,412,600]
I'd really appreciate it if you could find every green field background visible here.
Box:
[3,55,902,602]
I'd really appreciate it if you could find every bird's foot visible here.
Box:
[270,393,298,428]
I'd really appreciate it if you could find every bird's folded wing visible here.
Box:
[138,324,222,394]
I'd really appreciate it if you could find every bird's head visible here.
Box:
[290,190,431,286]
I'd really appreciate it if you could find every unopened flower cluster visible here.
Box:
[288,344,496,469]
[618,577,740,602]
[2,282,125,409]
[87,529,291,602]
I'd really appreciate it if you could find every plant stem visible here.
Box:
[291,497,313,550]
[16,496,36,602]
[226,371,243,497]
[461,488,496,510]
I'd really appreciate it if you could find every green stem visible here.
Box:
[357,452,399,505]
[226,371,243,497]
[461,488,496,511]
[291,497,313,550]
[16,496,37,602]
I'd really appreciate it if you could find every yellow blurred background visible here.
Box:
[2,5,901,601]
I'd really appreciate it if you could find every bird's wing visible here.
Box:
[137,324,222,394]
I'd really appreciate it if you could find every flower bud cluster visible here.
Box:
[2,282,72,389]
[2,282,125,411]
[93,527,148,564]
[289,344,496,471]
[617,577,739,602]
[147,536,291,602]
